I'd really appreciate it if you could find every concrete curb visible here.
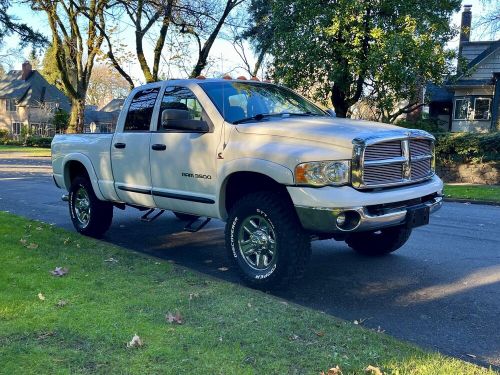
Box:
[444,198,500,206]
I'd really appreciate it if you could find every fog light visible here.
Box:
[336,213,346,227]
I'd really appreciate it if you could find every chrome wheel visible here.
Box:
[238,215,277,270]
[74,186,91,227]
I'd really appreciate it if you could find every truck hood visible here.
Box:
[236,116,409,148]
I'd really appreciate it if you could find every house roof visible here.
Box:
[426,83,453,102]
[84,108,118,125]
[99,98,124,112]
[0,70,71,111]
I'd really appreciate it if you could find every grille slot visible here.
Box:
[410,139,432,157]
[364,141,401,161]
[411,159,432,180]
[364,164,402,185]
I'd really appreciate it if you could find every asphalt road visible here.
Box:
[1,153,499,368]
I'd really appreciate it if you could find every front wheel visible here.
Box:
[69,176,113,237]
[225,191,311,290]
[345,225,412,256]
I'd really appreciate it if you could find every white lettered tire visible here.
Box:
[225,191,311,289]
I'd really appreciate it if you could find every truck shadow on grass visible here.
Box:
[100,211,500,370]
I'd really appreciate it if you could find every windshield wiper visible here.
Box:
[232,111,323,124]
[232,113,273,124]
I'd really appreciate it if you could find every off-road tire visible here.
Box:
[69,176,113,237]
[345,225,412,256]
[225,191,311,290]
[173,211,200,221]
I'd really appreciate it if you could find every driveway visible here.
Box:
[1,153,499,368]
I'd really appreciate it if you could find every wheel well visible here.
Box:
[223,172,290,215]
[65,161,89,187]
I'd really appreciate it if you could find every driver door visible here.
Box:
[149,85,219,218]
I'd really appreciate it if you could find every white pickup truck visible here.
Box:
[52,78,443,289]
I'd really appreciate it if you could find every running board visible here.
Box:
[184,217,211,233]
[140,208,165,222]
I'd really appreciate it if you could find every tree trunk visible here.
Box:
[68,98,85,134]
[331,84,350,118]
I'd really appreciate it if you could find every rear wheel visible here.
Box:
[345,225,412,256]
[225,191,311,290]
[69,176,113,237]
[173,211,199,221]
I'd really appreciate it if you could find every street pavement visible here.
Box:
[0,153,499,368]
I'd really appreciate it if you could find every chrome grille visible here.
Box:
[352,132,435,189]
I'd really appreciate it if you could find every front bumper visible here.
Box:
[289,175,444,234]
[295,195,442,233]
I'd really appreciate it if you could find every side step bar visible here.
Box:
[140,208,165,222]
[184,217,211,233]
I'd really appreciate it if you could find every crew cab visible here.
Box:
[52,78,443,289]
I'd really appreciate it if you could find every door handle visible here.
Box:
[151,144,167,151]
[114,142,126,149]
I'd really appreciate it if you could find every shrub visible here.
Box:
[24,136,53,148]
[396,119,444,134]
[434,132,500,164]
[0,129,9,140]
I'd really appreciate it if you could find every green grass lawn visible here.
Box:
[0,145,51,156]
[0,212,495,374]
[444,184,500,203]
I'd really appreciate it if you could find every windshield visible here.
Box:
[199,81,326,124]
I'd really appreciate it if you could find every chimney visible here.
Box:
[459,5,472,55]
[21,61,32,81]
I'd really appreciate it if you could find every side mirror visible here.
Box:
[161,109,209,133]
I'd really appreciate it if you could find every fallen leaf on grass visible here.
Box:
[76,243,80,248]
[166,312,183,324]
[37,332,55,340]
[50,267,69,277]
[189,293,199,301]
[63,237,71,245]
[56,300,68,308]
[314,330,325,337]
[127,334,143,348]
[320,366,342,375]
[19,238,27,245]
[218,267,229,272]
[104,257,118,263]
[365,365,383,375]
[38,293,45,301]
[288,334,299,341]
[36,226,43,231]
[26,243,38,249]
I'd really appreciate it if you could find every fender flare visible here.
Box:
[217,158,294,219]
[62,153,105,201]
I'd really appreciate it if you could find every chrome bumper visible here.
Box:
[295,196,443,234]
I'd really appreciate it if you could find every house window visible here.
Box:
[31,123,43,136]
[473,98,491,120]
[12,122,22,136]
[454,98,470,120]
[5,99,17,112]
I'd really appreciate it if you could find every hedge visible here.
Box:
[434,132,499,164]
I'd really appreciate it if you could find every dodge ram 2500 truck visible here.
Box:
[52,78,443,289]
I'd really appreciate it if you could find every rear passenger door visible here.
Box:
[111,86,160,207]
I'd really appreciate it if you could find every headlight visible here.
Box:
[295,160,350,186]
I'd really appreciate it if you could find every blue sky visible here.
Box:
[1,0,497,83]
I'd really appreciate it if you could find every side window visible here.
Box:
[124,87,160,132]
[158,86,204,131]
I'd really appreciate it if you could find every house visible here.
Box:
[0,61,71,138]
[428,5,500,132]
[83,99,124,133]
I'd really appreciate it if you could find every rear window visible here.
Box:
[124,88,160,132]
